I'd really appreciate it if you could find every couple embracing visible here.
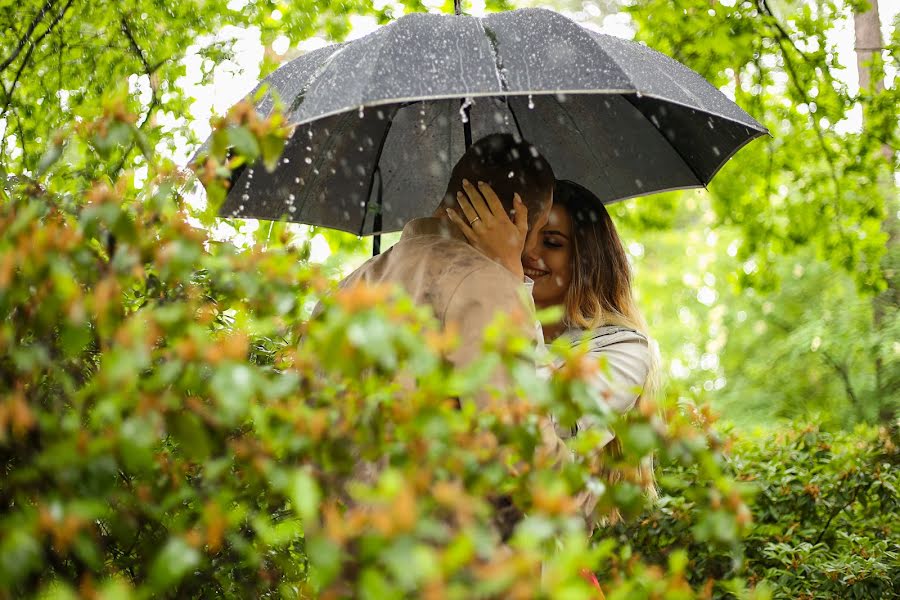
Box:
[334,133,657,533]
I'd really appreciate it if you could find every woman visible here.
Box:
[448,179,659,517]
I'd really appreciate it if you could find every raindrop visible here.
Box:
[288,193,296,201]
[294,177,300,183]
[288,205,296,213]
[555,92,567,102]
[635,91,643,98]
[707,119,715,130]
[493,111,505,125]
[306,146,312,151]
[241,193,249,201]
[282,157,290,164]
[358,105,365,118]
[635,179,644,189]
[712,146,721,156]
[508,170,514,178]
[650,115,660,127]
[304,157,312,164]
[528,146,539,158]
[376,110,385,120]
[527,94,535,109]
[459,97,473,123]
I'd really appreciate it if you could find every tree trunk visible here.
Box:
[854,0,898,423]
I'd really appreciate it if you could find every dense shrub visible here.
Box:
[0,111,757,598]
[599,421,899,599]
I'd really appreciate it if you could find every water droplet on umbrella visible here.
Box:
[508,170,514,178]
[294,177,300,183]
[556,92,567,102]
[376,110,385,120]
[304,157,312,164]
[288,193,296,201]
[241,193,249,201]
[459,97,473,123]
[635,179,644,188]
[527,94,534,109]
[282,157,290,164]
[358,105,365,118]
[712,146,720,156]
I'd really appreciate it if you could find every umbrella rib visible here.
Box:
[550,96,618,199]
[358,106,399,237]
[623,95,707,187]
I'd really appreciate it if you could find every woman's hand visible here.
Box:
[446,179,527,281]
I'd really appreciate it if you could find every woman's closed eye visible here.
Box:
[543,237,564,248]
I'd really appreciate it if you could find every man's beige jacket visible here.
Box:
[336,217,536,375]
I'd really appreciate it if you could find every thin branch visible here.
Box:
[756,0,844,215]
[813,480,874,545]
[120,16,151,74]
[819,350,859,406]
[0,0,74,119]
[0,0,56,73]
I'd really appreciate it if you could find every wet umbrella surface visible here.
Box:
[195,8,767,238]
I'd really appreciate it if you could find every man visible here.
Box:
[329,134,571,537]
[335,133,554,386]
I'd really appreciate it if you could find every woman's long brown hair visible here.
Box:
[554,180,661,506]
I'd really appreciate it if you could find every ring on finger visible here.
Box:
[469,216,481,225]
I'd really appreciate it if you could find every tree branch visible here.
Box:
[0,0,74,119]
[756,0,844,216]
[0,0,56,74]
[819,350,859,406]
[120,16,151,74]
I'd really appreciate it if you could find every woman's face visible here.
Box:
[522,204,574,309]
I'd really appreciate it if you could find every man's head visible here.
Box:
[439,133,554,231]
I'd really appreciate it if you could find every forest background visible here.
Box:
[0,0,897,597]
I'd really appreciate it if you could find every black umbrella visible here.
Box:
[196,7,766,249]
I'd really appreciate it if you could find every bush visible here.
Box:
[599,421,899,599]
[0,110,757,598]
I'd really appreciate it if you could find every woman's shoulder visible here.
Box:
[570,325,650,350]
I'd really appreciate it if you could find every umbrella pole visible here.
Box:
[372,168,383,255]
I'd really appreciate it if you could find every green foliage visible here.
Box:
[600,422,899,598]
[0,105,755,597]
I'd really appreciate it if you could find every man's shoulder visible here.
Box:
[395,234,519,286]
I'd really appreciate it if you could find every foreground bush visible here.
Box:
[600,422,899,599]
[0,112,759,598]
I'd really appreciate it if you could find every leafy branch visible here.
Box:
[0,0,57,74]
[0,0,74,119]
[756,0,844,218]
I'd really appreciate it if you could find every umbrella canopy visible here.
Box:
[197,8,767,236]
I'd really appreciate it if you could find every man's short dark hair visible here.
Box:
[443,133,554,226]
